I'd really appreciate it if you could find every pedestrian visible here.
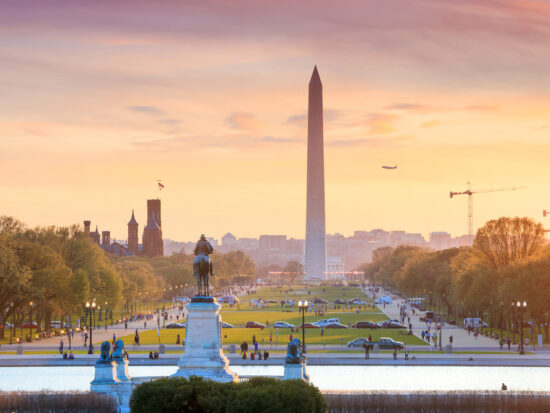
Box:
[421,330,425,340]
[368,334,372,342]
[363,343,370,359]
[289,333,293,341]
[176,334,181,345]
[59,339,64,354]
[112,333,117,345]
[321,328,324,337]
[134,329,140,346]
[269,333,273,346]
[404,349,409,360]
[254,341,259,353]
[84,332,88,347]
[125,321,128,330]
[252,334,256,344]
[506,337,511,351]
[393,349,397,360]
[499,338,504,350]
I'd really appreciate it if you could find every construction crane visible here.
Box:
[449,182,526,240]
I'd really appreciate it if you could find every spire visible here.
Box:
[309,65,321,86]
[128,209,138,226]
[93,225,100,235]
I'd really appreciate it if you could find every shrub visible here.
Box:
[130,376,326,413]
[323,391,550,413]
[0,391,117,413]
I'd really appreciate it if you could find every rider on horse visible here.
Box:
[194,234,214,276]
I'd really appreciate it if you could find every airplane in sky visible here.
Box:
[382,165,398,170]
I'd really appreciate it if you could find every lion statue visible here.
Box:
[285,337,303,365]
[112,339,126,361]
[96,341,111,364]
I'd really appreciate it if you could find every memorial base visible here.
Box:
[173,300,238,383]
[283,363,310,382]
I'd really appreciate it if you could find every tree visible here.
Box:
[283,261,303,287]
[474,217,545,268]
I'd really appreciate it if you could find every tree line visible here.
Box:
[359,217,550,340]
[0,216,256,338]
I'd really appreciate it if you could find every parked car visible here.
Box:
[348,337,404,350]
[245,321,265,328]
[221,322,234,328]
[265,300,278,304]
[21,322,38,329]
[314,298,329,304]
[377,320,406,329]
[273,321,295,329]
[334,299,346,305]
[351,321,379,329]
[166,322,185,329]
[314,318,340,327]
[463,318,488,328]
[325,322,348,329]
[299,323,321,329]
[347,337,370,347]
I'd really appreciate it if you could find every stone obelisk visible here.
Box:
[305,66,327,280]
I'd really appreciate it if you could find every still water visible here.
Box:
[0,366,548,392]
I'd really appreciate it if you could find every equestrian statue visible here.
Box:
[193,234,215,297]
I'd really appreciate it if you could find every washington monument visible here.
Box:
[305,66,327,280]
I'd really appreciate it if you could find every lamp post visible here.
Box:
[298,300,308,355]
[511,302,516,345]
[517,301,527,355]
[8,302,14,345]
[29,301,34,342]
[104,302,109,330]
[85,300,96,354]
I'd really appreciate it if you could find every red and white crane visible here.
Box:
[449,182,526,240]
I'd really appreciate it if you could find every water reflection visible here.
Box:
[0,366,548,392]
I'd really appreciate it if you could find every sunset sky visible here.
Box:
[1,0,550,242]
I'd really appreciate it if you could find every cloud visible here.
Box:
[286,114,307,126]
[127,106,165,116]
[463,105,498,112]
[226,112,261,131]
[364,113,399,135]
[421,120,440,128]
[386,103,431,113]
[157,118,181,125]
[131,133,302,152]
[327,135,413,147]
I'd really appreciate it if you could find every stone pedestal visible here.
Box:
[283,363,310,383]
[90,362,120,407]
[91,362,119,385]
[172,299,238,383]
[114,358,131,381]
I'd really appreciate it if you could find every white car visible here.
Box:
[273,321,295,328]
[314,318,340,328]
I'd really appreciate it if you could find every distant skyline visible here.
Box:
[1,1,550,242]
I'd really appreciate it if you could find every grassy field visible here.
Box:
[113,285,425,347]
[120,326,426,347]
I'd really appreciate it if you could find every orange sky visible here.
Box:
[1,0,550,241]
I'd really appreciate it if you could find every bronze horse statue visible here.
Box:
[193,254,211,296]
[193,234,214,297]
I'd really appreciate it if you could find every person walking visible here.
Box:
[134,329,140,346]
[506,337,511,351]
[84,332,88,347]
[363,343,370,359]
[59,339,64,354]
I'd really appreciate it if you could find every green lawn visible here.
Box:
[118,326,425,347]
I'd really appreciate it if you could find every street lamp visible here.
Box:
[517,301,527,355]
[9,302,14,344]
[104,302,109,330]
[298,300,308,355]
[28,301,34,342]
[85,300,96,354]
